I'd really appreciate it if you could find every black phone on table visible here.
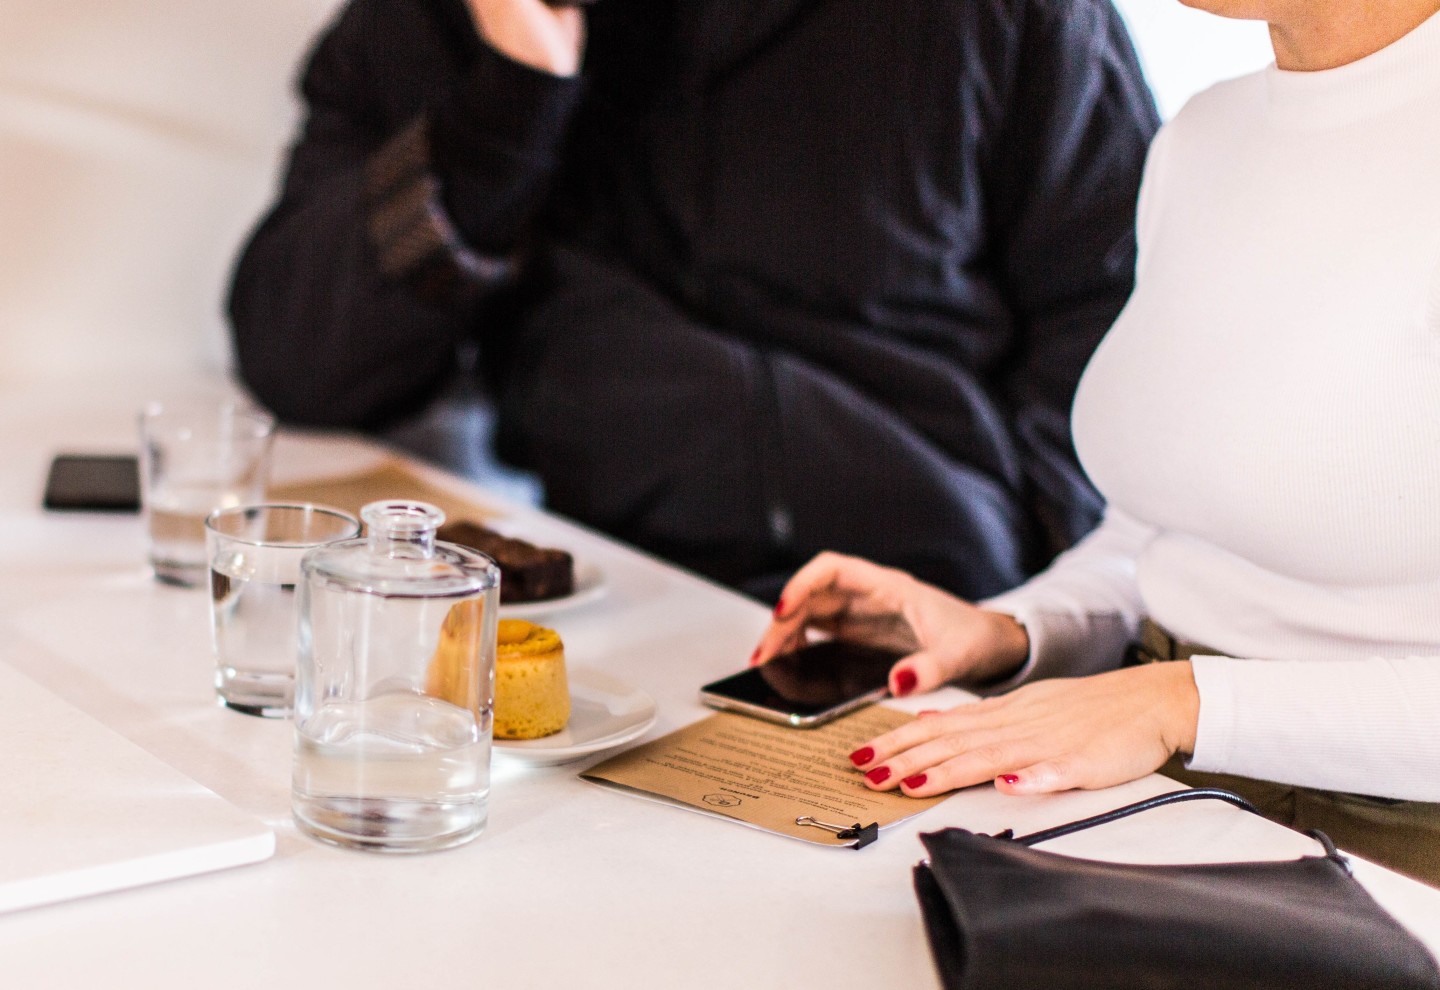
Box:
[42,453,142,512]
[699,640,904,728]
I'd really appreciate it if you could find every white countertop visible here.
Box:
[1,374,1436,987]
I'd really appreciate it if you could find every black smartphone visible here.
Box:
[699,640,904,728]
[42,453,142,512]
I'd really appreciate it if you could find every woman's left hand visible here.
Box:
[852,662,1201,796]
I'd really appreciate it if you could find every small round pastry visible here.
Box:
[494,618,570,740]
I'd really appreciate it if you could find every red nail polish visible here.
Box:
[849,746,874,766]
[894,668,918,696]
[865,766,891,785]
[773,596,787,618]
[903,773,927,789]
[1000,774,1020,785]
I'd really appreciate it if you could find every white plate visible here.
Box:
[499,560,607,618]
[494,667,657,766]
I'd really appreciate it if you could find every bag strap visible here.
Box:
[1006,787,1261,846]
[996,787,1350,873]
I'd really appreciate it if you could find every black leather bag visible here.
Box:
[913,789,1440,990]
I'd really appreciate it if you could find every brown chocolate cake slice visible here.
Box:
[436,520,575,603]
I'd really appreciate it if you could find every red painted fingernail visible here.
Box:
[918,709,940,718]
[773,596,787,618]
[894,668,918,696]
[865,766,891,785]
[849,746,874,766]
[1000,774,1020,785]
[903,774,927,788]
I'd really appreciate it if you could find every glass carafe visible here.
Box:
[291,500,500,852]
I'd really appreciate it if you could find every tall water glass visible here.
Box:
[205,503,361,717]
[139,399,275,586]
[293,501,500,853]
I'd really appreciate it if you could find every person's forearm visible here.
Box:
[1189,654,1440,800]
[229,0,585,428]
[427,41,585,253]
[229,168,468,429]
[227,8,478,428]
[980,507,1151,688]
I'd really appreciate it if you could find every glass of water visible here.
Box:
[205,503,360,717]
[293,500,499,853]
[140,399,276,587]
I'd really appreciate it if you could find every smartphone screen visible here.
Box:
[699,640,904,728]
[42,454,142,512]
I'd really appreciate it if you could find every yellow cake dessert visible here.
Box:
[494,618,570,740]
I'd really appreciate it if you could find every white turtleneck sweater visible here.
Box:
[985,11,1440,801]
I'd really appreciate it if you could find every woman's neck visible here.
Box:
[1268,0,1440,70]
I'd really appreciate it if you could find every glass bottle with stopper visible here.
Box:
[292,500,500,853]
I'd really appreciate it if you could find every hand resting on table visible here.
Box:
[752,552,1200,799]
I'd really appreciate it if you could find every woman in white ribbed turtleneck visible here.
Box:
[754,0,1440,882]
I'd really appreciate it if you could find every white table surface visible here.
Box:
[2,374,1437,987]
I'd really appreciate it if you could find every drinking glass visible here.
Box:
[205,503,360,717]
[139,399,276,586]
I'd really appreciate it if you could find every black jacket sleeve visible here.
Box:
[987,0,1160,559]
[227,0,581,429]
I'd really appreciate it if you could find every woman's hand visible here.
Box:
[850,662,1201,797]
[466,0,585,77]
[752,552,1031,697]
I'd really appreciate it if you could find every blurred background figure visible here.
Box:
[227,0,1159,601]
[0,1,1271,596]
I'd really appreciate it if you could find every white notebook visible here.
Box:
[0,659,274,913]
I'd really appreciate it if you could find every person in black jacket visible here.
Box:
[229,0,1159,602]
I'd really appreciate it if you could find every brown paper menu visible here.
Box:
[581,707,949,848]
[268,460,502,527]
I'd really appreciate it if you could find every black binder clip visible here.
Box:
[795,815,880,849]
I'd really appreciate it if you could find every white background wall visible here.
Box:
[1114,0,1275,118]
[0,1,1277,389]
[0,1,344,387]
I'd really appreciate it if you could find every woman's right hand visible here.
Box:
[465,0,586,77]
[752,552,1030,697]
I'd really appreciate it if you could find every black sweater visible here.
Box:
[229,0,1159,600]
